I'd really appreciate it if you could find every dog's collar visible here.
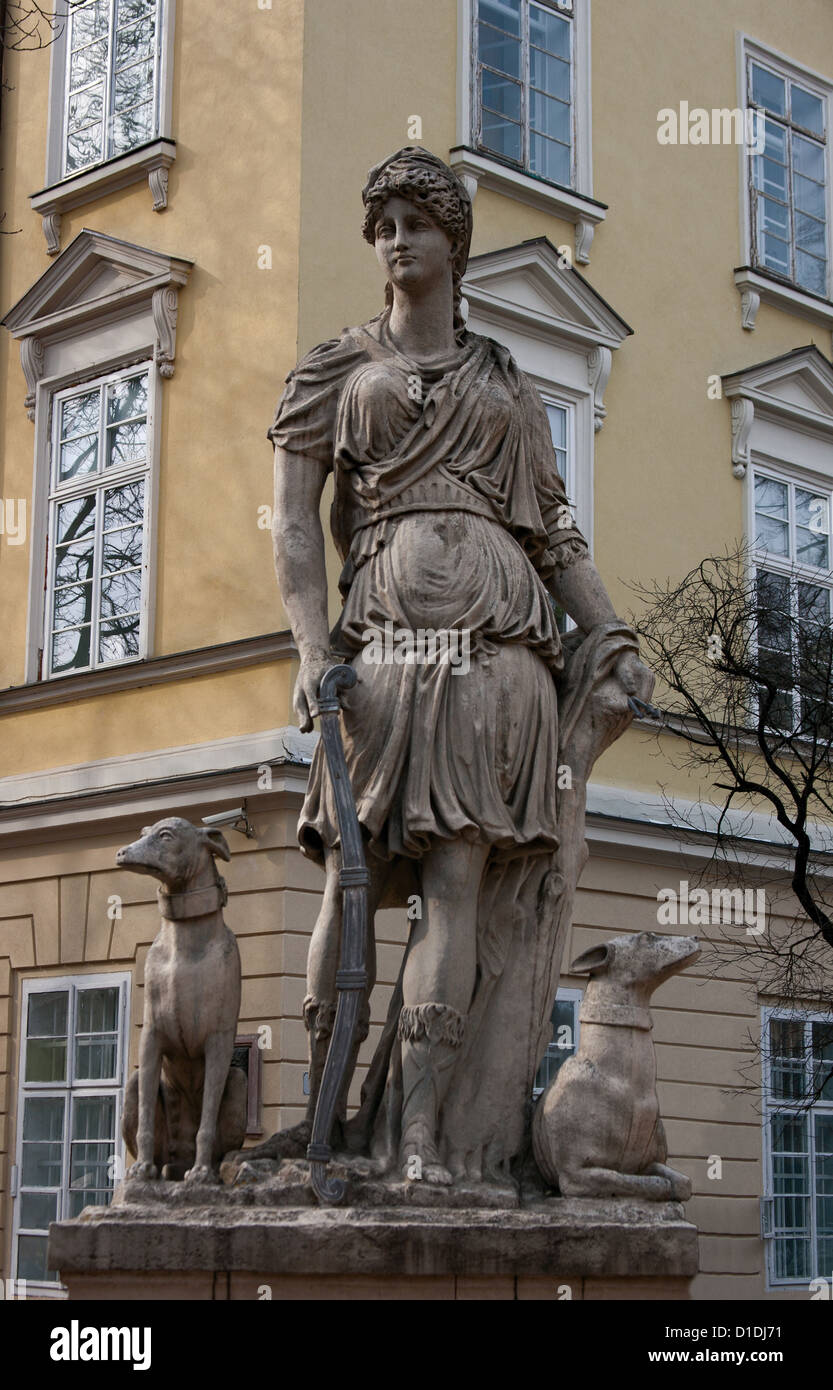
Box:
[579,1001,652,1031]
[158,877,228,920]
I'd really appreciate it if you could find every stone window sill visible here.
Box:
[734,265,833,341]
[30,139,176,256]
[448,146,607,264]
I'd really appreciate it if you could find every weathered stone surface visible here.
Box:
[49,1196,697,1280]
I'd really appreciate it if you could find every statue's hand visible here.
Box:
[614,650,654,705]
[294,650,335,733]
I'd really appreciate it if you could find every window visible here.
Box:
[762,1009,833,1286]
[45,364,153,678]
[533,987,581,1096]
[32,2,176,255]
[752,469,832,730]
[13,974,130,1291]
[62,0,162,177]
[736,38,833,324]
[475,0,574,185]
[451,3,599,262]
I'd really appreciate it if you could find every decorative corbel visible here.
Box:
[729,397,754,477]
[575,218,594,265]
[42,211,61,257]
[459,171,478,202]
[587,345,612,432]
[148,165,169,212]
[152,285,179,378]
[740,287,760,331]
[20,336,45,420]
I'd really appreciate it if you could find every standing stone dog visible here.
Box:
[533,931,699,1201]
[118,817,247,1183]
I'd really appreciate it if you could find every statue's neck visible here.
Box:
[388,283,456,364]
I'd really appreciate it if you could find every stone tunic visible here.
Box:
[268,309,589,865]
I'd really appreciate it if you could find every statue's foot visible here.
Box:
[183,1162,218,1185]
[126,1160,158,1181]
[229,1120,312,1166]
[400,1123,452,1185]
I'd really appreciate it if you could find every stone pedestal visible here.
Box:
[48,1184,698,1300]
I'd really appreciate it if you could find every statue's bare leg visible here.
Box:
[398,837,489,1184]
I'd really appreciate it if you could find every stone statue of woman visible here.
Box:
[257,147,653,1190]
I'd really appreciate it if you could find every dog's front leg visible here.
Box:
[128,1027,162,1180]
[184,1031,233,1184]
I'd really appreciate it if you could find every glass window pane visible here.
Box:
[69,38,107,90]
[793,172,825,219]
[65,127,104,173]
[529,131,571,184]
[72,0,110,48]
[58,430,99,486]
[813,1025,833,1101]
[757,570,792,643]
[53,582,94,632]
[755,155,788,198]
[114,59,154,113]
[56,495,96,547]
[16,1234,58,1283]
[530,89,571,144]
[19,1191,58,1230]
[795,250,827,296]
[481,111,522,161]
[763,119,787,162]
[755,511,789,555]
[67,85,104,136]
[111,100,154,154]
[99,615,141,662]
[103,480,144,531]
[478,22,521,77]
[115,19,155,69]
[72,1095,116,1141]
[479,0,521,38]
[755,475,789,518]
[76,987,119,1035]
[102,523,142,573]
[793,133,826,182]
[798,581,829,625]
[791,84,824,136]
[61,390,99,440]
[770,1018,806,1099]
[795,211,826,257]
[27,991,68,1039]
[54,539,94,587]
[534,997,577,1091]
[100,569,142,615]
[481,69,521,121]
[107,373,149,423]
[107,420,147,469]
[530,48,570,102]
[761,232,791,276]
[760,197,789,237]
[530,3,570,59]
[751,63,786,116]
[51,626,93,674]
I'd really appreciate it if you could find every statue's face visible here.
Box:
[373,194,456,294]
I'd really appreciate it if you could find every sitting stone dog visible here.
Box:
[118,817,247,1183]
[532,931,699,1201]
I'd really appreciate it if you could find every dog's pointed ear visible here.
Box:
[569,943,611,975]
[201,827,231,862]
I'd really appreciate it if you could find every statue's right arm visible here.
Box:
[271,444,332,733]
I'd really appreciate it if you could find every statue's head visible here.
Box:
[361,147,473,333]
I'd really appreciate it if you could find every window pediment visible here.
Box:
[722,345,833,477]
[2,229,192,418]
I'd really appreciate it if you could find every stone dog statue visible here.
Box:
[118,818,247,1183]
[533,931,699,1201]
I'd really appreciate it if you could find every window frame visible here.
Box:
[472,0,576,188]
[737,35,833,312]
[12,972,131,1298]
[43,360,156,681]
[747,459,833,729]
[761,1004,833,1289]
[60,0,164,181]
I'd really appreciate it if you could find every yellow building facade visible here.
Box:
[2,0,833,1300]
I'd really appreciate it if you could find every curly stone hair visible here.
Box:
[361,147,473,339]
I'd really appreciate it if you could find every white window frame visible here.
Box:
[761,1004,833,1289]
[32,0,176,255]
[736,35,833,334]
[12,972,131,1298]
[747,459,833,728]
[452,0,602,264]
[533,985,582,1097]
[43,361,156,680]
